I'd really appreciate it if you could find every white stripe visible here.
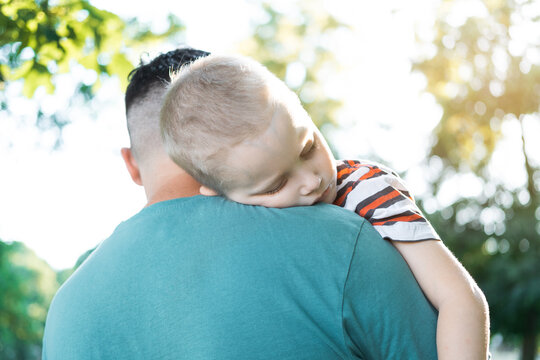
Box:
[337,159,440,242]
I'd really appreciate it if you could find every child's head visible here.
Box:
[160,54,337,208]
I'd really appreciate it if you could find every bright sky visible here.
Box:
[1,0,536,270]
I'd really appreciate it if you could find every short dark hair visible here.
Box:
[125,47,210,114]
[123,47,210,162]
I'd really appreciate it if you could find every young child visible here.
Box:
[160,54,489,359]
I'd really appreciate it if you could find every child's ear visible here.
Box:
[121,148,142,186]
[199,185,219,196]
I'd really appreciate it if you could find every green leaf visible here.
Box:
[22,68,53,97]
[107,52,132,90]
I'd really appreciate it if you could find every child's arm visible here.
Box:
[335,159,490,358]
[393,240,490,360]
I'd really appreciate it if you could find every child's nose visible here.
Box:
[299,174,322,196]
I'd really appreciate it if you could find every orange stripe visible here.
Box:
[334,186,353,206]
[357,190,400,217]
[337,167,357,179]
[338,163,376,180]
[372,213,423,226]
[359,167,382,181]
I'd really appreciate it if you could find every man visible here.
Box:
[42,48,438,359]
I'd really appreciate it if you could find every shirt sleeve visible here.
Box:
[342,221,439,359]
[335,159,440,242]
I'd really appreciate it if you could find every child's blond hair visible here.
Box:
[160,54,293,194]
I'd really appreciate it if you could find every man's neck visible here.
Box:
[144,170,201,207]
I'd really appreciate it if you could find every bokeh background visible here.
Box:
[1,0,539,358]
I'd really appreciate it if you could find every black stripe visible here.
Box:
[361,170,385,181]
[337,162,384,185]
[371,210,427,226]
[363,196,406,220]
[401,190,412,199]
[335,180,359,200]
[337,167,358,185]
[383,237,439,242]
[336,172,348,186]
[336,160,364,184]
[353,186,397,220]
[336,169,387,199]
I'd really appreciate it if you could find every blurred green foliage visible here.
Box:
[2,0,539,358]
[238,0,347,145]
[0,240,63,360]
[413,0,539,358]
[0,0,184,135]
[0,1,350,357]
[414,0,540,175]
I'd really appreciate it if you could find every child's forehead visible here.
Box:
[274,97,312,129]
[241,103,311,155]
[262,97,300,124]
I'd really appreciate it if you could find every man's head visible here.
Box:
[122,47,210,204]
[160,54,337,208]
[125,47,210,166]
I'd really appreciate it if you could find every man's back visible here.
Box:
[43,196,437,359]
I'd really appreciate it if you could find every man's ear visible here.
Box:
[121,148,143,186]
[199,185,219,196]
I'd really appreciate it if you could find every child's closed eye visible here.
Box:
[265,179,288,195]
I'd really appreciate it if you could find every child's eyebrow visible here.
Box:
[300,137,314,157]
[298,128,314,156]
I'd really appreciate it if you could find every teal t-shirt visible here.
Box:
[43,196,437,359]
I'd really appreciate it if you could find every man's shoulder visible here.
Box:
[44,196,411,360]
[279,202,368,233]
[127,195,369,237]
[72,197,374,287]
[66,196,372,280]
[52,196,374,306]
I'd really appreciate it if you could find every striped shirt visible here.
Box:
[334,160,440,242]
